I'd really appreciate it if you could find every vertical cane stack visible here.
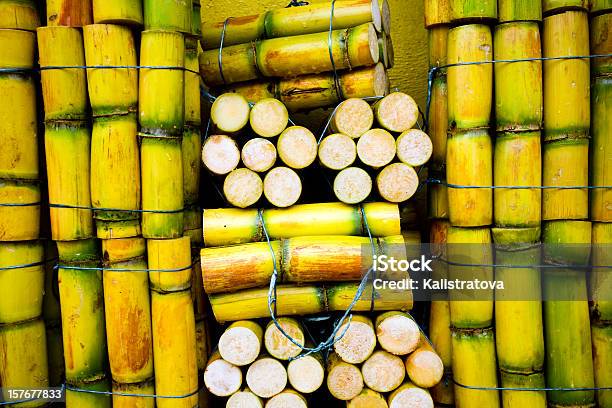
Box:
[589,1,612,407]
[541,2,596,407]
[445,1,499,406]
[141,2,199,407]
[493,1,546,407]
[38,2,112,405]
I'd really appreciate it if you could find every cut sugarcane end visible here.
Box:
[332,98,374,139]
[377,163,419,203]
[381,0,391,33]
[246,357,288,398]
[405,349,444,388]
[277,126,318,169]
[357,128,397,168]
[218,324,262,366]
[371,0,383,32]
[334,167,372,204]
[211,93,251,133]
[376,92,419,132]
[318,133,357,170]
[242,137,277,172]
[264,318,304,360]
[265,390,307,408]
[250,98,289,138]
[224,168,263,208]
[202,134,240,175]
[333,319,376,364]
[397,129,433,167]
[388,383,434,408]
[362,351,406,392]
[376,313,421,355]
[204,358,243,397]
[327,361,364,400]
[263,167,302,208]
[287,355,324,394]
[227,390,263,408]
[348,389,388,408]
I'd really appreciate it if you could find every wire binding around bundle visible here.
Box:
[453,379,612,392]
[424,52,612,131]
[426,178,612,190]
[0,65,200,75]
[52,260,196,274]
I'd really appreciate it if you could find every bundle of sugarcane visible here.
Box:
[199,22,379,86]
[541,221,595,407]
[202,202,400,247]
[46,0,93,27]
[445,226,500,407]
[56,239,111,407]
[220,63,389,112]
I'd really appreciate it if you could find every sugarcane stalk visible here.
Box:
[348,388,388,408]
[591,323,612,408]
[151,290,199,408]
[264,318,304,360]
[327,282,414,312]
[0,0,40,30]
[543,10,590,141]
[263,167,302,208]
[331,98,374,139]
[498,0,542,22]
[451,328,500,407]
[375,311,420,356]
[148,236,192,293]
[319,133,357,171]
[333,315,376,364]
[112,380,155,408]
[241,138,277,173]
[184,42,200,126]
[396,129,433,167]
[494,132,542,227]
[143,0,191,32]
[424,0,451,27]
[96,219,142,239]
[208,285,326,322]
[334,167,373,204]
[591,222,612,322]
[45,121,94,240]
[277,126,318,169]
[447,129,493,227]
[494,22,542,131]
[449,0,497,21]
[376,163,420,203]
[191,1,201,37]
[223,168,263,209]
[388,382,434,408]
[591,0,612,14]
[591,76,611,222]
[203,351,242,397]
[428,75,448,171]
[102,238,153,384]
[182,125,201,206]
[542,0,589,14]
[195,316,208,371]
[227,388,263,408]
[327,352,364,400]
[201,134,240,176]
[266,389,308,408]
[0,180,38,241]
[246,356,288,398]
[374,92,419,133]
[90,114,140,227]
[0,319,49,407]
[542,138,589,221]
[287,352,325,394]
[250,98,288,138]
[362,350,406,392]
[92,0,143,25]
[210,93,250,133]
[447,24,493,130]
[428,170,449,219]
[357,128,396,168]
[500,372,546,408]
[139,30,185,136]
[543,220,592,266]
[218,320,263,366]
[0,241,44,324]
[65,377,111,407]
[140,136,184,238]
[46,0,92,27]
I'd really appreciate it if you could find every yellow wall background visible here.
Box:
[201,0,429,109]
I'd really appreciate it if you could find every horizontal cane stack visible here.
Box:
[0,3,49,406]
[590,1,611,407]
[199,0,393,111]
[202,93,431,208]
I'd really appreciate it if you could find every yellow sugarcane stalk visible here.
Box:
[112,380,155,408]
[92,0,143,25]
[498,0,542,22]
[591,76,611,222]
[143,0,191,33]
[46,0,92,27]
[450,0,497,22]
[0,0,40,30]
[65,377,111,408]
[542,0,588,15]
[424,0,451,27]
[591,222,612,322]
[500,372,546,408]
[0,179,40,241]
[591,323,612,408]
[148,236,192,293]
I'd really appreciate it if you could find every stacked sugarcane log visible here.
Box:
[542,2,596,407]
[199,0,393,112]
[202,93,431,207]
[139,2,200,407]
[0,4,49,406]
[199,202,417,321]
[493,2,547,407]
[590,2,611,407]
[444,1,499,407]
